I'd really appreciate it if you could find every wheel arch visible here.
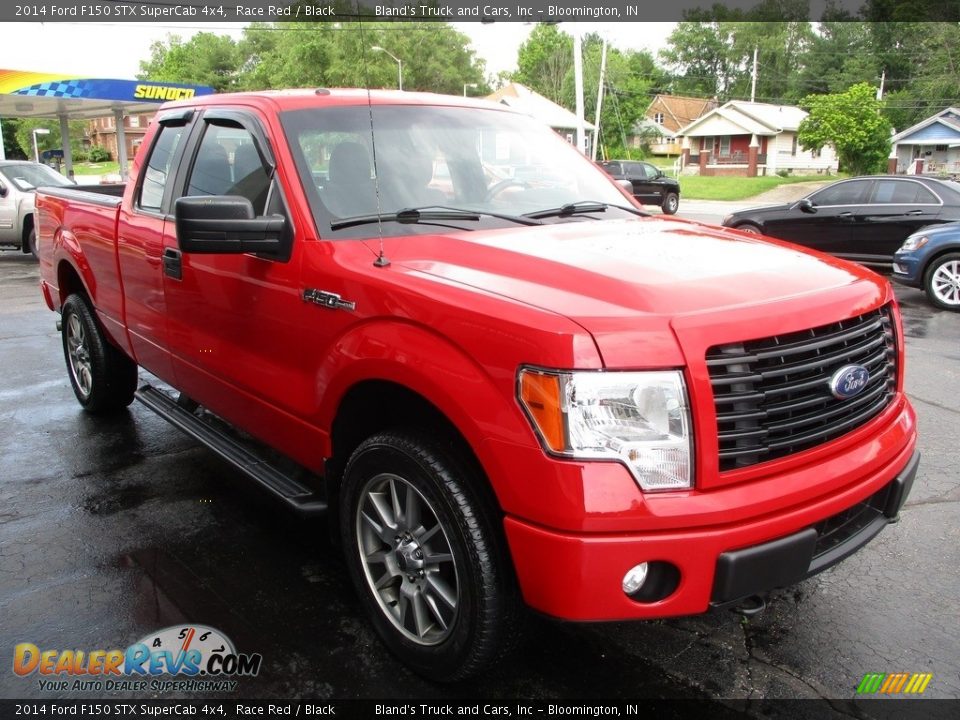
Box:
[919,243,960,281]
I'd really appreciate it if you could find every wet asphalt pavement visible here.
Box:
[1,247,958,711]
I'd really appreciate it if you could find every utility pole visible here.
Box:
[750,47,758,103]
[591,38,607,161]
[877,69,886,101]
[573,30,586,155]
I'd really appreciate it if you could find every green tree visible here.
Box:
[237,22,487,95]
[513,24,572,104]
[798,82,892,175]
[138,32,244,92]
[1,118,27,160]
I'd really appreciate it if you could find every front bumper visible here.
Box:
[504,443,918,622]
[891,252,922,287]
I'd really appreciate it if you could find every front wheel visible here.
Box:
[923,252,960,311]
[661,191,679,215]
[734,222,762,235]
[61,294,138,412]
[340,430,519,681]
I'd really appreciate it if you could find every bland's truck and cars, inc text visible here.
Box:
[35,89,919,681]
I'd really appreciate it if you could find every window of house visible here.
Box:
[654,112,664,125]
[719,137,731,156]
[935,144,948,152]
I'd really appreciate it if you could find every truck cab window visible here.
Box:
[186,124,271,215]
[139,125,185,211]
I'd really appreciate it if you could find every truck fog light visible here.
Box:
[622,563,649,594]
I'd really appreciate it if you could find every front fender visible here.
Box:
[315,318,546,514]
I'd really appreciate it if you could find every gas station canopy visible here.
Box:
[0,69,214,177]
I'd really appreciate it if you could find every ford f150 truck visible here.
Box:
[36,90,918,682]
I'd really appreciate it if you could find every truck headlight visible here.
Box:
[518,368,693,491]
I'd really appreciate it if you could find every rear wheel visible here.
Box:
[661,192,679,215]
[923,252,960,311]
[27,228,38,259]
[61,293,138,412]
[340,430,519,681]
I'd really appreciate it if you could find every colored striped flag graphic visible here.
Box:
[857,673,933,694]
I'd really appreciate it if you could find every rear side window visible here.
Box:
[871,180,939,205]
[139,125,186,211]
[185,124,271,215]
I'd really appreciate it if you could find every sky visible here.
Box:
[0,21,676,82]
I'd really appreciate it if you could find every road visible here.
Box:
[1,244,958,711]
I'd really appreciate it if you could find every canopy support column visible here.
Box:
[59,113,73,180]
[114,110,128,181]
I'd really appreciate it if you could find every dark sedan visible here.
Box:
[892,222,960,310]
[598,160,681,214]
[721,175,960,271]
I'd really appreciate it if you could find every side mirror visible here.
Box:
[0,181,7,198]
[798,198,817,214]
[175,196,285,255]
[615,179,634,193]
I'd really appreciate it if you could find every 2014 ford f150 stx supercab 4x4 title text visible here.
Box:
[36,90,919,682]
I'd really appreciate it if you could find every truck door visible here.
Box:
[162,110,323,466]
[116,109,195,384]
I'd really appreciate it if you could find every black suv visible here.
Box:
[598,160,681,215]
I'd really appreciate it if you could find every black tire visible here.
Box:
[923,252,960,311]
[734,222,762,235]
[340,430,520,682]
[27,227,38,260]
[61,293,138,412]
[661,191,679,215]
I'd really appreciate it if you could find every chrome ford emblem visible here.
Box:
[829,364,870,400]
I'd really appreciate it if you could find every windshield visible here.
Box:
[281,104,635,236]
[0,163,73,191]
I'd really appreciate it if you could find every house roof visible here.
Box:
[645,94,718,134]
[485,82,595,132]
[892,107,960,145]
[678,101,808,137]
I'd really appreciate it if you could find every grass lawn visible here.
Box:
[679,174,840,201]
[71,161,121,176]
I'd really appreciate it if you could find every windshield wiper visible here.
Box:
[330,206,541,231]
[524,201,647,220]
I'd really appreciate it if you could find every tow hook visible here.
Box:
[730,594,766,617]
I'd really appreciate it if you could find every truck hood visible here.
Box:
[386,217,885,365]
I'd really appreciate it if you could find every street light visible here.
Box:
[463,83,478,97]
[371,46,403,91]
[32,128,50,163]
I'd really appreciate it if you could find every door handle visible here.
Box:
[905,209,924,215]
[838,212,854,221]
[162,247,182,280]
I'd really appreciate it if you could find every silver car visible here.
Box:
[0,161,73,259]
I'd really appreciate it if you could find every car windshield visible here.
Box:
[281,103,635,236]
[0,163,73,191]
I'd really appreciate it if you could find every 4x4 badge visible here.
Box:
[302,289,356,312]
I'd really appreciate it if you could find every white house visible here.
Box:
[676,101,838,177]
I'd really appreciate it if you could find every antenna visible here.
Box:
[357,3,390,268]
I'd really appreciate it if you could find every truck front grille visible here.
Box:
[706,306,897,471]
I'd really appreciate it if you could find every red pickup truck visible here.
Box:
[36,90,918,681]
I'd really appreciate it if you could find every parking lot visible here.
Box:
[1,242,958,709]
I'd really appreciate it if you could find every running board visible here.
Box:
[135,384,327,516]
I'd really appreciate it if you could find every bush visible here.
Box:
[72,149,88,163]
[88,146,111,163]
[776,169,790,178]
